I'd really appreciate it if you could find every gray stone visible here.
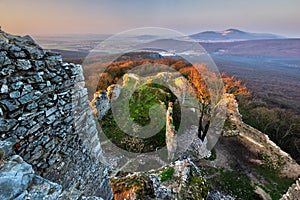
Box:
[32,145,42,155]
[52,75,63,83]
[44,70,57,79]
[0,155,34,200]
[32,60,45,70]
[16,59,32,70]
[58,187,83,200]
[82,196,104,200]
[0,78,7,85]
[19,91,41,105]
[46,114,57,125]
[0,64,15,76]
[92,91,111,120]
[21,35,36,45]
[14,126,28,136]
[0,99,20,111]
[14,191,28,200]
[11,81,23,90]
[0,137,18,159]
[23,46,44,60]
[46,52,62,62]
[19,92,35,105]
[9,91,21,98]
[41,135,50,145]
[8,108,24,118]
[0,52,11,66]
[52,94,58,101]
[46,80,51,86]
[9,50,27,58]
[45,60,58,69]
[26,102,38,110]
[37,83,47,90]
[19,111,43,121]
[43,85,56,93]
[21,84,33,95]
[8,75,23,83]
[0,84,8,93]
[48,155,58,166]
[26,118,37,127]
[36,115,45,123]
[29,149,43,161]
[28,73,44,83]
[28,176,62,200]
[0,41,10,51]
[46,106,57,117]
[28,123,41,134]
[64,116,73,123]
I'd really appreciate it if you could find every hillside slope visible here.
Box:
[199,94,300,199]
[93,70,300,199]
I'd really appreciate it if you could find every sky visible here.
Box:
[1,0,300,37]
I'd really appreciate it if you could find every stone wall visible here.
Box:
[0,31,112,199]
[280,178,300,200]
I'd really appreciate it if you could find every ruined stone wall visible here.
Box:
[0,31,112,199]
[281,178,300,200]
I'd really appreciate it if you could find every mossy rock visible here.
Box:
[111,174,155,200]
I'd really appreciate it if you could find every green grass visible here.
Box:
[100,83,180,153]
[255,166,294,200]
[159,167,175,182]
[206,168,259,200]
[187,176,208,199]
[129,84,170,126]
[100,109,166,153]
[203,163,294,200]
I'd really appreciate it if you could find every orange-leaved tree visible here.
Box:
[188,67,250,141]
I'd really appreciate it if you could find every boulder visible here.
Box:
[0,155,34,200]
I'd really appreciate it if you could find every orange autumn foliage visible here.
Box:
[86,56,249,101]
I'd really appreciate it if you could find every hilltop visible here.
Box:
[190,29,283,42]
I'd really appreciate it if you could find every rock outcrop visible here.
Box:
[165,102,177,161]
[91,90,111,120]
[281,178,300,200]
[0,155,104,200]
[0,31,112,199]
[223,94,300,178]
[111,158,208,200]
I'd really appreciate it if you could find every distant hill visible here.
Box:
[190,28,283,42]
[201,38,300,58]
[138,37,300,58]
